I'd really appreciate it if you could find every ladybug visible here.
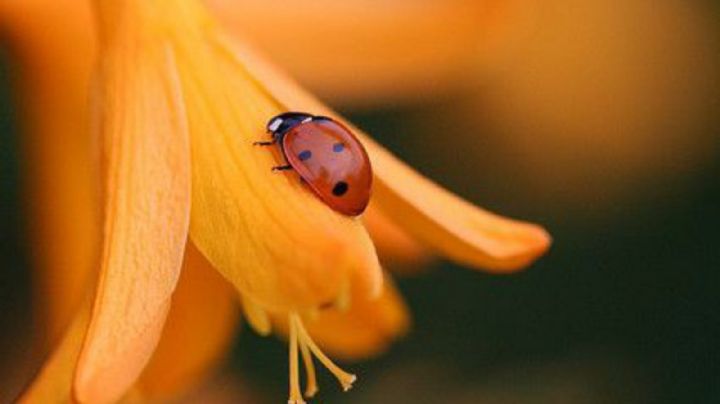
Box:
[255,112,372,216]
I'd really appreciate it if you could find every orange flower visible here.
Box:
[3,0,550,402]
[206,0,527,107]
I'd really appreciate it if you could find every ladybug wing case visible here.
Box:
[282,119,372,216]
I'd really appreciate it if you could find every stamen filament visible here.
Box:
[292,314,357,392]
[288,316,305,404]
[299,336,318,398]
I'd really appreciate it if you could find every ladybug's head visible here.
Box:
[266,112,314,140]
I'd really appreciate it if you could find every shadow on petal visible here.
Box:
[138,242,240,401]
[363,202,435,275]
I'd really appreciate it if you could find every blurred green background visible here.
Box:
[2,1,720,403]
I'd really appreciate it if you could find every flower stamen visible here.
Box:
[298,335,318,398]
[288,315,305,404]
[291,313,357,392]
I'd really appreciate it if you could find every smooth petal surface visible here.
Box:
[307,277,410,360]
[138,243,240,400]
[74,4,192,403]
[159,2,382,311]
[360,138,551,272]
[219,38,551,272]
[208,0,487,106]
[363,202,434,274]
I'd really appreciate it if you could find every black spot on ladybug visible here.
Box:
[298,150,312,161]
[332,181,349,196]
[332,143,345,153]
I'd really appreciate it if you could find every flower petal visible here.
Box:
[363,202,434,274]
[73,7,192,403]
[18,299,90,403]
[18,302,144,404]
[272,275,410,360]
[308,278,410,360]
[208,0,487,106]
[241,295,272,337]
[161,3,382,311]
[360,137,552,272]
[219,37,551,272]
[138,242,240,400]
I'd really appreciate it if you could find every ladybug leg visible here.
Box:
[272,164,293,172]
[253,140,276,146]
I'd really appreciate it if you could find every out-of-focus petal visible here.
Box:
[138,243,240,400]
[308,277,410,360]
[208,0,487,106]
[18,299,143,404]
[18,300,90,403]
[272,275,410,360]
[240,295,272,337]
[73,3,192,402]
[175,373,261,404]
[363,202,434,274]
[0,0,98,345]
[219,38,551,273]
[155,1,382,311]
[19,244,238,404]
[469,0,720,214]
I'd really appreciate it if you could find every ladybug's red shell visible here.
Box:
[281,118,372,216]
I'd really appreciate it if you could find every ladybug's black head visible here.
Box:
[266,112,314,140]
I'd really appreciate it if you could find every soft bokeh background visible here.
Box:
[2,0,719,402]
